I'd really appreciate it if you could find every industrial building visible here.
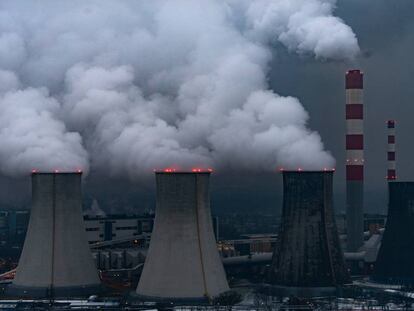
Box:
[8,172,101,298]
[346,69,365,252]
[0,212,154,248]
[84,214,154,244]
[136,171,229,302]
[270,171,349,295]
[92,248,146,271]
[1,67,412,306]
[0,210,29,248]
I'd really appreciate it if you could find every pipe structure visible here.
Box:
[346,69,364,252]
[8,172,101,298]
[387,120,396,181]
[136,171,229,302]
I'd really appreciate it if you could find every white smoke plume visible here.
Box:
[0,0,359,177]
[0,70,88,175]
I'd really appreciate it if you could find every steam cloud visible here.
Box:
[0,0,359,177]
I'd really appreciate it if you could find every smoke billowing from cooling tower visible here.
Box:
[0,0,359,177]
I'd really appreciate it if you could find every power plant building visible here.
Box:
[346,69,365,252]
[136,171,229,302]
[270,171,348,294]
[373,182,414,285]
[8,172,101,298]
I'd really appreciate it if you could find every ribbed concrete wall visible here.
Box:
[9,173,101,298]
[270,171,348,288]
[373,182,414,285]
[136,172,229,301]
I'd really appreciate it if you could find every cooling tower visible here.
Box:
[346,69,364,252]
[8,172,101,298]
[373,182,414,285]
[269,171,348,294]
[136,171,229,302]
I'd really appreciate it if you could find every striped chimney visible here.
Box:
[387,120,396,181]
[346,69,364,252]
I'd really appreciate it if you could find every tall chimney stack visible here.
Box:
[136,170,229,302]
[8,172,101,298]
[387,120,396,181]
[345,69,364,252]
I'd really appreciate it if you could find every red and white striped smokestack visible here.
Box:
[387,120,396,181]
[346,70,364,178]
[346,69,364,252]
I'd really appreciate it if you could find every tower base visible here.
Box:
[6,283,102,298]
[132,292,210,305]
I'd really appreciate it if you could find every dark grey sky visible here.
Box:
[1,0,413,215]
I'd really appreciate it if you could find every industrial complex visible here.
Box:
[0,70,413,310]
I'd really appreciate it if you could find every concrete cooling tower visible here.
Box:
[8,172,101,298]
[136,171,229,302]
[269,171,349,296]
[373,182,414,285]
